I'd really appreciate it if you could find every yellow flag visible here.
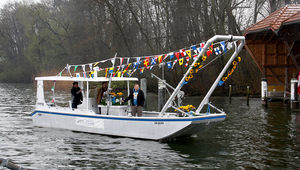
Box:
[186,50,192,58]
[117,72,121,77]
[93,62,99,67]
[179,58,184,65]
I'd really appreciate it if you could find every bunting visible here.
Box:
[144,59,149,67]
[170,52,174,60]
[220,41,226,53]
[167,61,172,69]
[214,47,221,55]
[82,65,86,72]
[93,62,99,67]
[184,57,190,67]
[108,67,114,74]
[119,58,124,66]
[158,55,162,63]
[180,49,186,56]
[179,58,184,65]
[186,50,192,58]
[140,68,144,74]
[175,52,180,60]
[105,68,108,78]
[74,66,78,72]
[172,60,177,69]
[191,45,197,54]
[151,57,156,65]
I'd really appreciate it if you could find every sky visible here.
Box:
[0,0,39,7]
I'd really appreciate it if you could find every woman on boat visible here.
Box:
[71,82,83,108]
[96,82,108,104]
[123,84,145,117]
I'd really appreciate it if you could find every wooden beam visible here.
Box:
[286,42,295,57]
[267,68,285,84]
[284,41,300,71]
[264,64,296,68]
[244,44,263,72]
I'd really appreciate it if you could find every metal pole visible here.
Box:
[140,78,147,108]
[291,78,298,109]
[196,36,245,113]
[107,53,117,115]
[86,81,89,112]
[261,78,268,106]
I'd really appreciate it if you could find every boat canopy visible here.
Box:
[35,76,138,82]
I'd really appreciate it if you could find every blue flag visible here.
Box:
[167,62,172,69]
[220,41,226,53]
[151,58,156,65]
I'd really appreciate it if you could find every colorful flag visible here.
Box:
[83,72,87,78]
[51,87,54,91]
[74,66,78,72]
[76,73,80,77]
[51,98,55,103]
[180,49,186,56]
[105,68,108,78]
[184,57,189,67]
[119,58,124,66]
[117,72,121,77]
[93,62,99,67]
[158,55,162,63]
[163,54,168,60]
[82,65,85,72]
[175,52,180,60]
[151,57,156,65]
[220,41,227,53]
[186,50,192,58]
[179,58,184,65]
[298,70,300,95]
[191,45,197,54]
[214,47,221,55]
[172,60,177,69]
[193,54,197,61]
[167,61,172,69]
[170,52,174,59]
[123,63,131,74]
[144,59,149,67]
[140,68,144,74]
[108,67,114,74]
[207,50,212,57]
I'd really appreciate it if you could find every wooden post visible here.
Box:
[261,78,268,106]
[247,86,250,106]
[290,78,298,109]
[229,85,232,103]
[140,78,147,108]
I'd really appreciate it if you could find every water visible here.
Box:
[0,83,300,169]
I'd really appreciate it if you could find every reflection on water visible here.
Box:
[0,83,300,169]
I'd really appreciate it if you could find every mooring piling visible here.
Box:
[261,78,268,106]
[229,85,232,103]
[247,86,250,106]
[290,78,298,109]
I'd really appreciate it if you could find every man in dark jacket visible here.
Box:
[71,82,83,108]
[123,84,145,117]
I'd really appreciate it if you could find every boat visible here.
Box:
[31,35,245,140]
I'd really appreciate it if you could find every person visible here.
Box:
[71,82,83,109]
[96,82,108,104]
[123,84,145,117]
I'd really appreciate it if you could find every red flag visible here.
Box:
[175,52,180,60]
[298,70,300,95]
[144,59,149,67]
[180,49,186,56]
[184,57,190,67]
[207,50,212,57]
[158,55,162,63]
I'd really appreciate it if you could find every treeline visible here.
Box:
[0,0,298,94]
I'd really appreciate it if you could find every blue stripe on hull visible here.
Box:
[31,110,226,122]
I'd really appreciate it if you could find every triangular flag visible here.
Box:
[184,57,189,67]
[175,52,180,60]
[206,50,212,57]
[82,65,86,72]
[158,55,162,63]
[51,98,55,103]
[186,50,192,58]
[163,54,168,60]
[51,87,54,91]
[123,63,131,74]
[150,66,154,70]
[172,60,177,69]
[74,66,78,72]
[179,58,184,65]
[140,68,144,74]
[119,58,124,66]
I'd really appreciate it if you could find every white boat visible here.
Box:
[31,35,245,140]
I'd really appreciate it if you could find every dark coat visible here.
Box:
[124,89,145,107]
[71,86,83,105]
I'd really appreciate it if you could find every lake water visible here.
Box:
[0,83,300,169]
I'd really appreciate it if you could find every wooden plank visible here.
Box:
[284,41,300,71]
[264,64,296,68]
[267,68,285,84]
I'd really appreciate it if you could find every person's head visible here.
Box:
[73,82,78,88]
[134,84,139,91]
[102,82,108,88]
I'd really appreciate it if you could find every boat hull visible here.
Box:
[31,109,226,140]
